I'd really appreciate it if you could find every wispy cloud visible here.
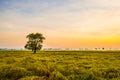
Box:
[0,0,120,48]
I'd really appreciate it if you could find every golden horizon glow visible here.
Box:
[0,0,120,49]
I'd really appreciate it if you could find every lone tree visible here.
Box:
[25,33,45,53]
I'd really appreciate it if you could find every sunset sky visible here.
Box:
[0,0,120,49]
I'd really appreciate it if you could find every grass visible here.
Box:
[0,50,120,80]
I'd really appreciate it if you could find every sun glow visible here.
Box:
[0,0,120,48]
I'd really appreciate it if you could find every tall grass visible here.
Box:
[0,51,120,80]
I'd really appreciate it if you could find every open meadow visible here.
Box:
[0,51,120,80]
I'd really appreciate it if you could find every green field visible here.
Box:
[0,51,120,80]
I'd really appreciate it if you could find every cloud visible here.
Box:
[67,0,120,9]
[0,0,120,48]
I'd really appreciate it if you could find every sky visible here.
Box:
[0,0,120,49]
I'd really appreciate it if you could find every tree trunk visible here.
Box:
[33,47,36,53]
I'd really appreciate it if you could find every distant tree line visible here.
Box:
[24,33,118,53]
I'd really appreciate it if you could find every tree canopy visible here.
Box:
[25,33,45,53]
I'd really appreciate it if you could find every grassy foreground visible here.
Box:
[0,51,120,80]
